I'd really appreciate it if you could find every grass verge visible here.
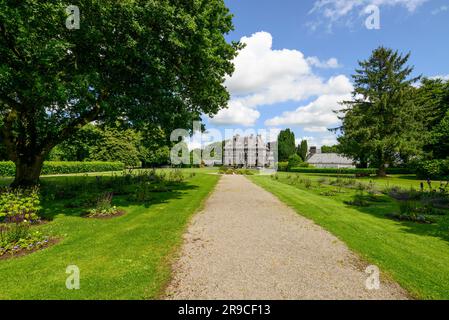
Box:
[0,171,219,299]
[250,174,449,299]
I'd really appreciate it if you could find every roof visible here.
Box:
[307,153,354,165]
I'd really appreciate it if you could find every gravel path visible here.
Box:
[165,175,408,300]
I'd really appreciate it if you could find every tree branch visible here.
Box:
[42,92,109,153]
[0,22,25,63]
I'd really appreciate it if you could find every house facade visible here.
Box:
[223,134,275,168]
[306,147,355,168]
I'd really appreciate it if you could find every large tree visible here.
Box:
[277,129,296,162]
[0,0,240,186]
[414,78,449,159]
[297,139,308,161]
[336,47,424,176]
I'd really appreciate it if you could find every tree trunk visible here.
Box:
[11,155,45,188]
[377,164,387,177]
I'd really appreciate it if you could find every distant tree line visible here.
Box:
[33,124,170,168]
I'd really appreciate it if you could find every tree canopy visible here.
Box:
[0,0,240,186]
[321,145,339,154]
[336,47,424,175]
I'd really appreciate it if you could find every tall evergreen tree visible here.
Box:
[297,140,308,161]
[414,78,449,159]
[278,129,296,162]
[336,47,424,176]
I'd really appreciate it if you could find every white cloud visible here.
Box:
[306,56,341,69]
[209,31,352,129]
[209,101,260,127]
[309,0,429,29]
[225,32,311,97]
[429,74,449,81]
[264,92,352,130]
[295,135,338,147]
[304,126,330,133]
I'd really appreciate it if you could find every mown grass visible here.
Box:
[279,172,434,190]
[0,170,219,299]
[250,173,449,300]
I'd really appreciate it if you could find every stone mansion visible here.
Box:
[222,134,276,168]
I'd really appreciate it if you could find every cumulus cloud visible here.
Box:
[295,135,338,147]
[264,92,352,130]
[209,101,260,127]
[225,32,311,97]
[209,32,350,127]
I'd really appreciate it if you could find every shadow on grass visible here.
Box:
[40,177,199,221]
[277,176,449,245]
[346,194,449,244]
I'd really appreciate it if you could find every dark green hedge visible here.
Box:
[287,167,415,175]
[0,161,125,177]
[288,167,377,175]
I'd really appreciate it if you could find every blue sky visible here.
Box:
[196,0,449,149]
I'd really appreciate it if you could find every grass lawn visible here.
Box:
[281,172,432,190]
[0,170,219,299]
[250,173,449,300]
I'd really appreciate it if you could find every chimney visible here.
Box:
[309,146,317,155]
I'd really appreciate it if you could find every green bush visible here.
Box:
[0,187,41,223]
[0,162,14,176]
[87,192,121,217]
[415,159,449,180]
[287,154,303,170]
[277,162,289,172]
[0,223,49,256]
[0,161,125,177]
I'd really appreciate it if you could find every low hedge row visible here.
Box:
[287,167,415,175]
[0,161,125,177]
[288,167,377,175]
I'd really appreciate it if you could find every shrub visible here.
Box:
[87,192,121,217]
[0,187,41,223]
[129,182,153,203]
[0,162,15,176]
[0,161,125,177]
[287,154,303,170]
[168,169,185,183]
[344,195,370,207]
[0,222,49,257]
[277,162,289,172]
[415,159,449,180]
